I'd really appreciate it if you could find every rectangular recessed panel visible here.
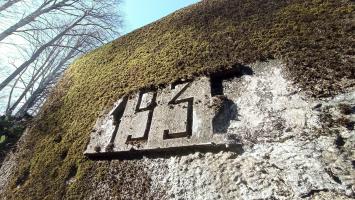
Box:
[84,77,238,158]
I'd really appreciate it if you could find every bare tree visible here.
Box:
[0,0,74,42]
[6,46,61,115]
[0,0,122,116]
[0,13,86,91]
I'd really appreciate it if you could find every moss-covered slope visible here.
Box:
[2,0,354,199]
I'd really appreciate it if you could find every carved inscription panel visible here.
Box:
[84,77,234,157]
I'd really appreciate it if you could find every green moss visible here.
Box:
[3,0,354,199]
[0,115,27,164]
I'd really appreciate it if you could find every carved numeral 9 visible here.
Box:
[126,90,157,142]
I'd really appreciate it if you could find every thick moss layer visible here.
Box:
[2,0,354,199]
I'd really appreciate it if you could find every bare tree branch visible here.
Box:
[0,0,21,13]
[0,13,86,91]
[0,0,73,42]
[1,0,122,115]
[15,47,77,116]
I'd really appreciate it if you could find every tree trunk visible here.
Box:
[0,0,21,13]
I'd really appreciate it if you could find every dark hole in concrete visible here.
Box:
[15,168,30,186]
[273,120,285,131]
[339,104,355,115]
[325,168,342,184]
[301,189,329,198]
[313,103,322,110]
[346,121,354,130]
[53,134,62,143]
[210,64,253,96]
[94,145,101,152]
[65,165,77,184]
[336,117,353,130]
[51,169,58,178]
[210,78,223,96]
[352,160,355,169]
[227,153,240,159]
[60,149,68,160]
[331,175,342,184]
[335,135,345,148]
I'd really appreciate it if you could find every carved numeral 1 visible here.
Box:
[106,96,128,151]
[163,81,193,139]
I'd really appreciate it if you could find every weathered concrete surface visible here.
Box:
[88,60,354,199]
[2,60,353,199]
[85,77,231,156]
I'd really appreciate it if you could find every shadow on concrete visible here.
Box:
[212,97,238,133]
[87,144,244,161]
[210,64,252,134]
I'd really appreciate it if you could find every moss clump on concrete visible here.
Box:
[2,0,354,199]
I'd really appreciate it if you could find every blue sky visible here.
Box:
[121,0,200,34]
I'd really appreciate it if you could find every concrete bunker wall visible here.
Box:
[86,60,355,199]
[0,0,354,199]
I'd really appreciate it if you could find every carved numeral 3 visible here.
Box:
[163,81,193,139]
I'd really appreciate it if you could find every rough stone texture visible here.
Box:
[135,60,354,200]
